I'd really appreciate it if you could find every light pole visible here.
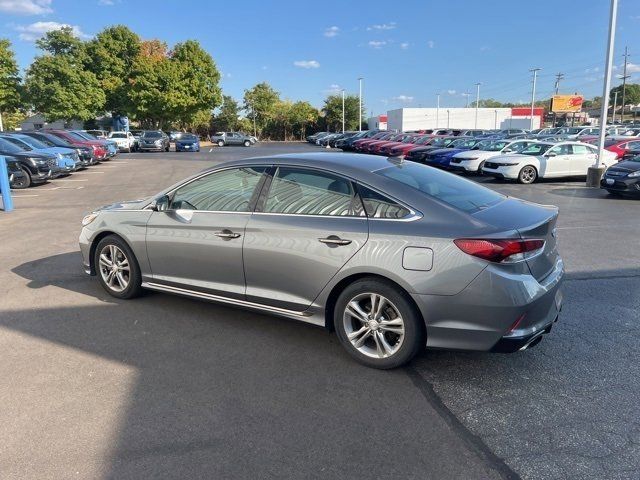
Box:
[474,83,481,128]
[612,90,618,123]
[462,92,471,108]
[358,77,363,131]
[620,46,630,122]
[436,93,440,128]
[588,0,618,187]
[341,89,345,133]
[529,68,541,130]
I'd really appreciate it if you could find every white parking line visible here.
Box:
[54,178,88,182]
[10,193,39,197]
[78,171,105,174]
[209,148,213,152]
[108,161,128,164]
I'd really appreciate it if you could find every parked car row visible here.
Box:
[1,129,118,189]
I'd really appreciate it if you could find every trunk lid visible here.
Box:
[471,197,559,281]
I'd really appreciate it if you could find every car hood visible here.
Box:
[485,153,530,163]
[98,197,152,211]
[34,146,75,156]
[429,147,464,156]
[176,139,199,143]
[607,160,640,172]
[453,149,503,159]
[3,150,57,160]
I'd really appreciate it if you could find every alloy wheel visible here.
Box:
[98,244,130,293]
[520,166,537,184]
[343,293,405,359]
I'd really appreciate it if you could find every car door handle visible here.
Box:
[318,235,352,246]
[214,230,241,240]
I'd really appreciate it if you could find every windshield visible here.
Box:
[16,136,48,149]
[375,163,504,213]
[180,134,197,140]
[430,137,454,147]
[1,136,33,151]
[71,131,96,140]
[520,144,552,156]
[0,137,24,153]
[143,131,162,138]
[65,131,91,142]
[476,140,509,151]
[622,129,640,136]
[30,134,61,147]
[110,133,127,138]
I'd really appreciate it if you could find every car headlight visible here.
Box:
[29,157,47,165]
[82,212,99,226]
[628,171,640,178]
[463,157,479,161]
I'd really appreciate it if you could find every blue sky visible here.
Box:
[2,0,639,115]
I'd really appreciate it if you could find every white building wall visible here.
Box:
[387,108,540,131]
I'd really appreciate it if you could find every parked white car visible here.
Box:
[449,139,540,173]
[482,141,618,184]
[108,131,137,153]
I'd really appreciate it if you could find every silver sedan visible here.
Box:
[79,153,564,369]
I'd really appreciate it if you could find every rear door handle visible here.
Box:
[215,229,241,240]
[318,235,352,246]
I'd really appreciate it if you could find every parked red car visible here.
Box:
[377,134,422,155]
[45,129,109,161]
[365,133,408,153]
[585,138,640,159]
[388,135,447,157]
[353,132,395,151]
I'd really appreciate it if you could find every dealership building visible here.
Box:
[386,107,543,131]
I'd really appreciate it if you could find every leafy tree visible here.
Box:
[0,39,22,128]
[610,84,640,111]
[25,27,105,122]
[213,95,240,131]
[322,93,362,131]
[84,25,141,115]
[243,82,280,136]
[272,100,293,140]
[289,101,319,139]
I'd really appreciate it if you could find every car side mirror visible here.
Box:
[151,194,170,212]
[503,148,513,153]
[546,151,557,157]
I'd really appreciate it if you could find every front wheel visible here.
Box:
[94,235,143,299]
[334,278,425,369]
[12,167,31,189]
[217,140,224,147]
[518,165,538,184]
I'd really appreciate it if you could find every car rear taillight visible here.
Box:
[454,238,545,263]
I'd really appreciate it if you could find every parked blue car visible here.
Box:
[1,133,80,173]
[423,138,483,169]
[175,133,200,152]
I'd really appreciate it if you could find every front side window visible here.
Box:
[264,167,357,216]
[171,167,267,212]
[549,144,571,155]
[571,144,592,155]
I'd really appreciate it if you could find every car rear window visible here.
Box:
[143,132,162,138]
[110,133,127,138]
[375,163,504,213]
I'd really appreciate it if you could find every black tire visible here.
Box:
[517,165,538,184]
[94,235,143,299]
[165,144,170,152]
[217,139,224,147]
[17,167,32,188]
[334,278,425,369]
[606,190,621,197]
[243,140,251,147]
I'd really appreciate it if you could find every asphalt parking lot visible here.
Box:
[1,143,639,479]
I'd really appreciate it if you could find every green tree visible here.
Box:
[213,95,240,131]
[322,94,362,131]
[0,39,22,129]
[168,40,221,126]
[610,84,640,115]
[25,27,105,122]
[84,25,141,115]
[289,101,319,140]
[243,82,280,137]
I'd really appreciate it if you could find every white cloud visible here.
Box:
[98,0,115,5]
[368,40,386,49]
[480,45,490,52]
[447,89,457,95]
[367,22,396,31]
[325,84,342,94]
[626,63,640,73]
[427,40,435,49]
[324,26,339,38]
[293,60,320,69]
[400,42,409,50]
[15,21,90,42]
[0,0,52,15]
[393,95,414,102]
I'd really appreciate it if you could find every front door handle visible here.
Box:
[215,229,241,240]
[318,235,352,246]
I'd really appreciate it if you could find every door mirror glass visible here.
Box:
[153,195,170,211]
[546,151,557,157]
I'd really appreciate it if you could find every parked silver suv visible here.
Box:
[210,132,253,147]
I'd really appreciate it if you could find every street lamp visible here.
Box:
[529,68,541,130]
[474,83,481,128]
[358,77,363,131]
[341,89,345,133]
[588,0,618,187]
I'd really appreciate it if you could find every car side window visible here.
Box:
[170,167,267,212]
[627,141,640,149]
[571,144,592,155]
[264,167,358,216]
[356,185,410,219]
[549,145,571,156]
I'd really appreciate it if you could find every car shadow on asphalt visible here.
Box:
[7,252,504,479]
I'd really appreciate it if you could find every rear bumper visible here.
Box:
[412,256,564,352]
[490,319,557,353]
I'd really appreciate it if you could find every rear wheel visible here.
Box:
[334,278,425,369]
[518,165,538,184]
[94,235,142,299]
[243,140,251,147]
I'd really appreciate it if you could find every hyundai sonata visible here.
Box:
[79,153,564,369]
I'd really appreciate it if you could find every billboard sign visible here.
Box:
[551,95,584,113]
